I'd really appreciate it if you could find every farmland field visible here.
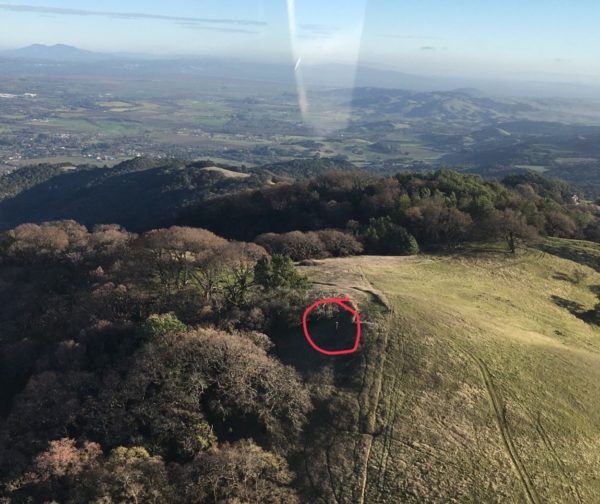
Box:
[4,71,600,196]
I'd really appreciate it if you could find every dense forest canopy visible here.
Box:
[0,220,313,503]
[177,169,599,254]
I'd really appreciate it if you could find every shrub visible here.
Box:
[362,217,419,255]
[254,254,309,291]
[255,231,325,261]
[316,229,363,256]
[139,313,187,342]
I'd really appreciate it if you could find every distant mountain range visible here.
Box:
[0,44,444,90]
[2,44,600,98]
[0,43,116,62]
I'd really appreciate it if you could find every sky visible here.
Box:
[1,0,600,83]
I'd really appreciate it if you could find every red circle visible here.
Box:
[302,298,362,356]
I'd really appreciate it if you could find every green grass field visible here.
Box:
[292,241,600,503]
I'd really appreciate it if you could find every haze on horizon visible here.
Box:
[1,0,600,85]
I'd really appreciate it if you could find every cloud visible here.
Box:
[382,34,441,40]
[0,3,266,27]
[420,46,436,51]
[176,22,258,34]
[299,23,335,38]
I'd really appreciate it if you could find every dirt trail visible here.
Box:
[462,349,541,504]
[355,268,403,504]
[355,436,374,504]
[352,268,393,504]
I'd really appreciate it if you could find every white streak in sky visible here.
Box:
[286,0,309,116]
[287,0,367,133]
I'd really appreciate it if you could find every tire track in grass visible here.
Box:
[375,370,398,496]
[325,441,343,504]
[462,349,540,504]
[353,319,387,504]
[303,437,328,504]
[353,267,393,504]
[306,265,396,504]
[355,266,410,503]
[375,323,406,500]
[352,344,374,504]
[534,412,583,504]
[342,349,370,504]
[355,435,374,504]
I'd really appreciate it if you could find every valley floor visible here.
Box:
[293,244,600,503]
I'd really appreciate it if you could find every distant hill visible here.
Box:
[347,88,536,123]
[0,157,360,232]
[0,158,263,231]
[0,163,87,201]
[0,44,113,62]
[256,158,359,179]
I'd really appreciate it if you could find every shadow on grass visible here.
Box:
[551,295,597,324]
[553,272,575,283]
[537,240,600,273]
[271,317,364,380]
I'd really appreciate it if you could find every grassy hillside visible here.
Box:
[288,241,600,503]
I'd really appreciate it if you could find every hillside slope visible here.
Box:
[287,242,600,503]
[0,157,359,232]
[0,160,264,232]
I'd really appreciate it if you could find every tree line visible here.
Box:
[177,169,599,255]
